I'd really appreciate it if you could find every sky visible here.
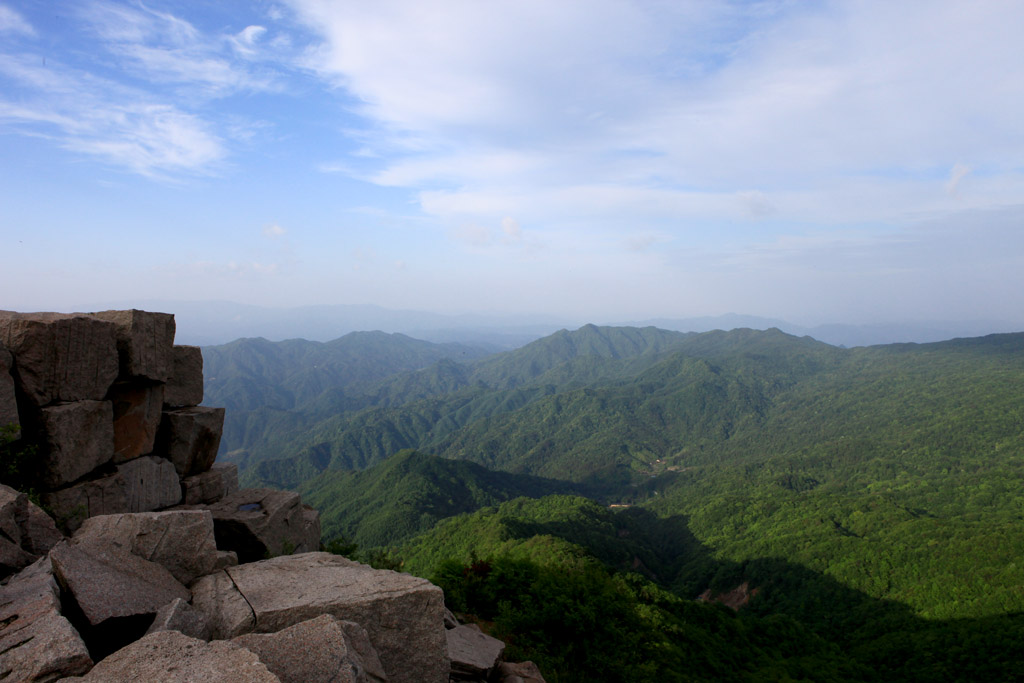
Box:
[1,0,1023,327]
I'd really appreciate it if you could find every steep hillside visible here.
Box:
[297,450,580,548]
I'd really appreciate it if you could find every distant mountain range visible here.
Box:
[194,322,1024,681]
[73,299,1021,348]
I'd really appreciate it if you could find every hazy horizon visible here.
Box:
[3,2,1023,325]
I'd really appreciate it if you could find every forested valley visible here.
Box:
[203,325,1024,682]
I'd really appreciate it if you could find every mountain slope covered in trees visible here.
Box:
[205,325,1024,681]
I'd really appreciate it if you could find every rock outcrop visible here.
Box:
[0,309,542,683]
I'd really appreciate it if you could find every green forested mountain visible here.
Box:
[297,449,581,548]
[209,325,1024,681]
[202,331,490,465]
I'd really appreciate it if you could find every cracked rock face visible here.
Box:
[192,552,449,683]
[0,557,93,681]
[232,614,387,683]
[73,510,221,585]
[69,629,280,682]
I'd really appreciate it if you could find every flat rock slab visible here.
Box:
[164,345,203,407]
[155,406,224,476]
[192,553,448,683]
[447,624,505,681]
[37,400,114,488]
[0,558,93,682]
[232,614,387,683]
[93,310,176,382]
[49,539,190,627]
[66,630,280,682]
[0,312,119,407]
[205,488,311,562]
[73,510,220,585]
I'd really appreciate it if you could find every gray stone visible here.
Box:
[155,406,225,476]
[0,342,18,428]
[0,312,119,407]
[192,553,448,683]
[36,400,114,489]
[21,499,64,556]
[447,623,505,681]
[216,549,239,570]
[206,488,309,562]
[497,661,547,683]
[108,381,164,462]
[232,614,386,683]
[182,462,239,505]
[0,484,62,572]
[165,345,203,407]
[0,558,93,682]
[40,471,128,534]
[49,539,190,628]
[116,455,181,512]
[69,630,280,682]
[0,535,35,577]
[92,310,176,382]
[189,567,255,640]
[73,510,220,585]
[145,597,211,641]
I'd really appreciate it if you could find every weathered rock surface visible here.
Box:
[497,661,547,683]
[232,614,387,683]
[448,623,506,681]
[108,382,164,462]
[0,312,119,407]
[188,569,256,640]
[93,309,176,382]
[205,488,316,562]
[41,471,128,534]
[0,558,93,682]
[0,484,62,575]
[20,497,64,556]
[192,553,448,683]
[116,455,181,512]
[145,597,211,641]
[164,344,203,407]
[73,510,220,585]
[65,630,280,682]
[36,400,114,488]
[182,462,239,505]
[0,342,18,428]
[49,539,190,629]
[155,406,225,476]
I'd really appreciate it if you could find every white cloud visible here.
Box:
[263,224,287,238]
[78,2,279,96]
[0,55,224,177]
[286,0,1024,237]
[230,26,268,57]
[0,5,34,35]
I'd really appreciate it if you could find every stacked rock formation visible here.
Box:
[0,310,541,683]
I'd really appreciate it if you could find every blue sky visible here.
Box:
[2,0,1023,326]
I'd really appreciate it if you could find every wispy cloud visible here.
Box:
[78,1,281,96]
[0,5,34,35]
[0,54,223,177]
